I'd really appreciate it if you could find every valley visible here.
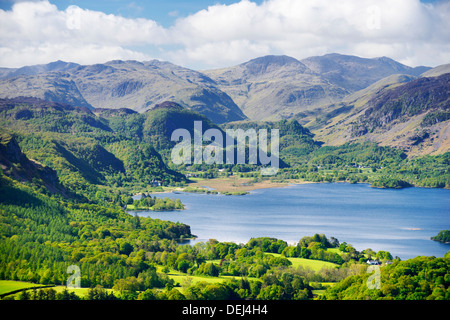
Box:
[0,53,448,302]
[0,53,447,157]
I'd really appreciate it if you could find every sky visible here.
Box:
[0,0,449,69]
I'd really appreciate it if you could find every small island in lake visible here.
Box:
[431,230,450,244]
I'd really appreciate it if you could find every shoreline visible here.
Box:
[184,176,315,194]
[134,177,450,199]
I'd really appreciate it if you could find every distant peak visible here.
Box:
[245,55,301,66]
[104,59,144,66]
[242,55,306,75]
[323,53,343,57]
[374,56,396,63]
[49,60,76,65]
[106,60,125,64]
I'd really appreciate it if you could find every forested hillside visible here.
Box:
[0,93,448,301]
[0,174,192,291]
[320,256,450,300]
[0,97,185,201]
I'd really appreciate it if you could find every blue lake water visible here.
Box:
[132,183,450,260]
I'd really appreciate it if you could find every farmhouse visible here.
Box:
[367,260,381,265]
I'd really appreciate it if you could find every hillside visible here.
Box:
[204,55,349,121]
[223,118,322,166]
[420,63,450,78]
[308,71,450,156]
[0,97,185,199]
[0,54,431,125]
[0,54,446,157]
[300,54,428,91]
[204,53,430,121]
[0,131,66,195]
[0,55,449,304]
[0,73,93,110]
[142,101,220,152]
[0,60,246,124]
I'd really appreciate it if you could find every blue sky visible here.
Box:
[52,1,251,27]
[0,0,439,27]
[0,0,264,26]
[0,1,440,17]
[0,0,449,69]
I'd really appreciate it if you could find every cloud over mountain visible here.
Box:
[0,0,449,69]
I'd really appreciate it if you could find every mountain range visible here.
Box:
[0,53,448,155]
[309,66,450,156]
[203,53,429,120]
[0,60,246,124]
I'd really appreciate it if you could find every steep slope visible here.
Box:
[0,131,66,194]
[294,73,418,127]
[309,71,450,156]
[223,118,322,166]
[71,59,246,124]
[142,101,220,152]
[300,53,428,91]
[204,55,349,121]
[0,72,93,110]
[420,63,450,78]
[0,60,246,124]
[341,74,417,103]
[0,97,185,195]
[204,53,430,121]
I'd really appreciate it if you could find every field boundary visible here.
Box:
[0,284,55,299]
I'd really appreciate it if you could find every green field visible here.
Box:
[159,253,338,288]
[157,254,338,291]
[157,266,233,287]
[52,285,115,298]
[155,265,267,295]
[269,253,339,271]
[0,280,116,299]
[0,281,48,296]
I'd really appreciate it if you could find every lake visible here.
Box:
[131,183,450,260]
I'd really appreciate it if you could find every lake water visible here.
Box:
[132,183,450,260]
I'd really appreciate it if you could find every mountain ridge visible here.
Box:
[309,72,450,156]
[1,53,447,156]
[0,59,246,124]
[203,53,432,121]
[0,53,432,123]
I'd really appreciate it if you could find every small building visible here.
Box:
[150,180,161,187]
[367,259,381,265]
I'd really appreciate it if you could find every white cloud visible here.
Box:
[168,40,271,68]
[0,1,166,67]
[0,43,152,68]
[0,0,449,69]
[169,0,450,68]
